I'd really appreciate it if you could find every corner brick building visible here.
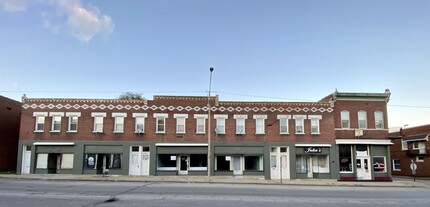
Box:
[0,96,21,172]
[17,90,393,181]
[390,124,430,177]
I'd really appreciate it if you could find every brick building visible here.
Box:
[0,95,21,172]
[16,90,393,181]
[390,124,430,177]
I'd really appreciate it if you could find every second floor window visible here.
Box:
[49,112,64,132]
[112,113,127,133]
[340,110,350,129]
[293,115,306,134]
[154,113,168,133]
[374,111,384,129]
[277,115,290,134]
[358,110,367,129]
[174,114,187,134]
[66,112,81,132]
[254,115,267,134]
[194,114,207,134]
[234,115,247,134]
[133,113,147,133]
[214,114,227,134]
[33,112,48,132]
[309,115,322,134]
[91,112,106,133]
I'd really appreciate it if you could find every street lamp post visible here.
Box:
[207,67,214,181]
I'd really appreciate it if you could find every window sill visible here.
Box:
[34,130,44,133]
[50,131,61,133]
[255,133,265,135]
[92,131,104,134]
[134,131,145,134]
[196,132,206,134]
[311,133,321,135]
[113,131,124,134]
[295,133,305,135]
[67,131,78,133]
[155,132,166,134]
[235,133,246,135]
[216,132,226,135]
[280,132,289,135]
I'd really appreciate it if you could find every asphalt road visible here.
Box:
[0,178,429,207]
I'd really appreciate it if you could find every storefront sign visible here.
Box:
[305,147,322,153]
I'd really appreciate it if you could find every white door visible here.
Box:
[129,146,150,176]
[356,157,371,180]
[232,156,243,175]
[21,146,31,174]
[307,156,313,178]
[270,147,289,180]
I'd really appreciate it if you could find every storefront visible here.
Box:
[213,145,264,176]
[33,142,75,174]
[294,144,333,179]
[337,139,392,181]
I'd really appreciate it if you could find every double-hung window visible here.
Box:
[33,112,48,132]
[340,110,350,129]
[308,115,322,134]
[194,114,208,134]
[174,114,188,134]
[277,115,290,134]
[91,112,106,133]
[253,115,267,134]
[214,114,227,134]
[49,112,64,132]
[374,111,384,129]
[234,115,247,134]
[133,113,147,133]
[358,110,367,129]
[154,113,168,133]
[66,112,81,132]
[293,115,306,134]
[113,113,127,133]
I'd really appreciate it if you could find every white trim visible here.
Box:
[336,139,393,145]
[132,113,148,118]
[49,112,64,117]
[234,114,248,119]
[293,115,306,119]
[91,112,106,117]
[33,142,75,146]
[335,128,389,131]
[308,115,322,119]
[214,114,228,119]
[194,114,208,119]
[253,114,267,119]
[112,112,127,117]
[153,113,168,118]
[277,115,291,119]
[155,143,208,147]
[295,144,332,147]
[174,114,189,118]
[33,112,48,117]
[66,112,81,117]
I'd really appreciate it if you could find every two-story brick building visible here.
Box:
[0,95,21,172]
[16,90,393,181]
[390,124,429,177]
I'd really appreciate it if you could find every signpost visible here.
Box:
[410,160,417,182]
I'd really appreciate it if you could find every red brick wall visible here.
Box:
[0,96,21,171]
[19,97,335,144]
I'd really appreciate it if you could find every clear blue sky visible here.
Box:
[1,0,429,129]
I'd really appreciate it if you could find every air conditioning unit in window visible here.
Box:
[136,129,144,135]
[355,129,364,137]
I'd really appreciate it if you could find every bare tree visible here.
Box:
[118,92,145,100]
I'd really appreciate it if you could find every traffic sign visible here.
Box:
[410,163,417,171]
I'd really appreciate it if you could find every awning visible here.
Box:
[295,144,332,147]
[336,139,393,145]
[155,143,208,147]
[404,133,429,142]
[33,142,75,146]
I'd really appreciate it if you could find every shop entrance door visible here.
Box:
[21,145,31,174]
[356,157,371,180]
[129,146,150,176]
[96,154,109,174]
[270,147,289,180]
[232,156,243,175]
[178,155,189,175]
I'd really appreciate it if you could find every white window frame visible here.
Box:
[374,111,384,129]
[277,115,290,134]
[214,114,228,134]
[133,113,147,133]
[293,115,306,134]
[33,112,48,132]
[401,140,408,151]
[392,159,401,171]
[112,113,127,133]
[309,115,322,135]
[234,115,248,134]
[194,114,208,134]
[413,141,425,150]
[373,156,387,173]
[253,115,267,134]
[416,156,425,162]
[50,112,64,132]
[340,110,350,129]
[358,110,367,129]
[174,114,188,134]
[91,112,106,133]
[66,112,81,133]
[154,113,168,133]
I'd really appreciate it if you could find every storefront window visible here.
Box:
[312,155,330,173]
[216,156,231,171]
[84,154,96,169]
[190,154,207,170]
[36,153,48,169]
[111,154,122,169]
[296,155,307,173]
[339,145,353,173]
[61,154,74,169]
[157,154,177,170]
[245,155,263,171]
[84,153,122,170]
[373,156,386,173]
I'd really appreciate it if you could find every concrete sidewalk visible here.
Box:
[0,174,426,188]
